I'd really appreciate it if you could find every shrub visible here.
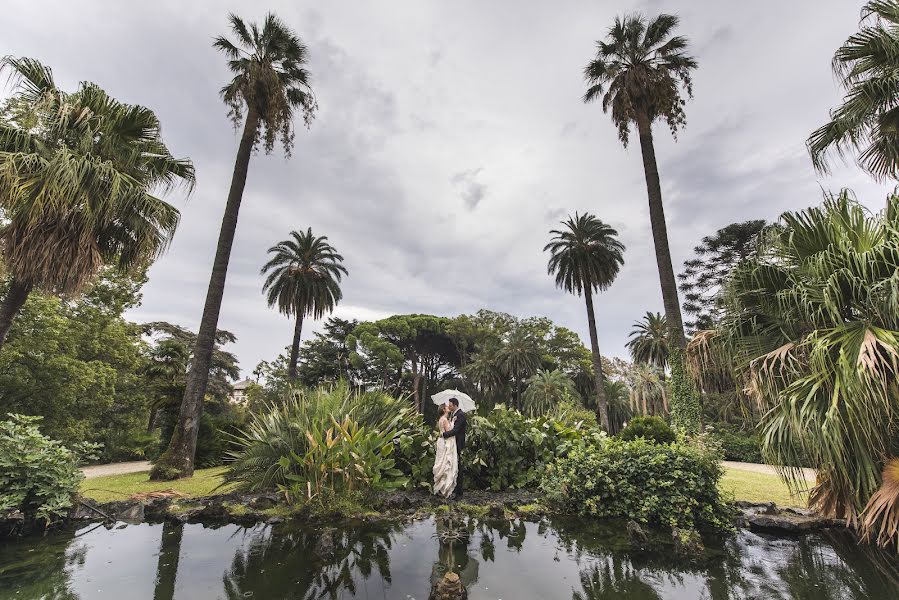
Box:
[618,415,675,444]
[707,423,762,463]
[463,405,599,491]
[0,414,86,525]
[541,436,732,532]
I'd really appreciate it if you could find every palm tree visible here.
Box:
[808,1,899,181]
[629,362,665,416]
[522,369,580,416]
[261,229,347,380]
[626,312,669,369]
[583,14,696,353]
[603,379,633,434]
[545,213,625,430]
[496,326,542,410]
[153,13,317,480]
[0,57,193,351]
[462,342,506,406]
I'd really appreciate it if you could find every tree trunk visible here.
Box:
[0,278,33,351]
[635,111,687,350]
[287,313,305,381]
[151,108,260,480]
[584,288,610,430]
[411,355,421,412]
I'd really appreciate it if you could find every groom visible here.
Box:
[442,397,467,499]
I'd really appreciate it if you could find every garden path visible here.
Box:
[81,461,151,479]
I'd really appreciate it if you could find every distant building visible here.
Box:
[229,378,254,404]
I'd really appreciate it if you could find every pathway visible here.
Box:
[723,460,816,482]
[81,461,151,479]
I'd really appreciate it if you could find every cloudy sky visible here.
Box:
[5,1,893,376]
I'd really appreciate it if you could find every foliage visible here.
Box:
[541,436,732,532]
[0,414,84,524]
[224,383,428,497]
[602,379,633,434]
[214,12,317,153]
[463,405,597,491]
[678,220,767,332]
[706,423,762,463]
[260,228,347,379]
[522,369,581,416]
[808,1,899,180]
[625,361,667,417]
[0,270,154,461]
[0,56,192,316]
[296,317,360,387]
[668,348,700,434]
[718,191,899,546]
[626,311,669,369]
[495,325,543,409]
[618,415,675,445]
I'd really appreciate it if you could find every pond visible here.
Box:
[1,516,897,599]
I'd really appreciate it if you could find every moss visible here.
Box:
[456,503,489,517]
[514,503,545,516]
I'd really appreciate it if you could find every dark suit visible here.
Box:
[442,408,467,497]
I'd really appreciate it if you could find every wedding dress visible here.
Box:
[433,416,458,497]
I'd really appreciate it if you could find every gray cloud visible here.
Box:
[3,0,891,376]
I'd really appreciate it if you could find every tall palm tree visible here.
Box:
[583,13,696,352]
[522,369,580,416]
[0,57,193,351]
[153,13,317,479]
[545,213,625,430]
[261,229,347,380]
[604,379,633,434]
[496,326,542,410]
[626,312,669,369]
[808,1,899,181]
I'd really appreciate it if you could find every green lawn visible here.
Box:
[719,467,810,507]
[79,464,809,508]
[79,467,229,503]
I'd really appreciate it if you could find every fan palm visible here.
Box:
[496,326,542,410]
[0,57,193,351]
[808,1,899,180]
[626,312,669,369]
[155,13,317,479]
[545,212,625,429]
[522,369,580,416]
[720,191,899,546]
[261,228,347,380]
[584,13,696,352]
[603,379,633,434]
[629,362,666,417]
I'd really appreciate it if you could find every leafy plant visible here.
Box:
[0,414,84,525]
[522,369,581,416]
[541,436,732,532]
[618,415,675,445]
[706,423,762,463]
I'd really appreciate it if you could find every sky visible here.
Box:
[4,0,893,377]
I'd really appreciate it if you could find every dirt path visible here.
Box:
[81,461,151,479]
[723,460,816,482]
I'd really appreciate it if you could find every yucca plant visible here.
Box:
[720,191,899,547]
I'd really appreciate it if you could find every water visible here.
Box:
[1,516,897,599]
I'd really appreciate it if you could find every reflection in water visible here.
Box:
[1,516,899,599]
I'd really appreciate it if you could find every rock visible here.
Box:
[315,527,336,558]
[194,502,229,522]
[743,512,831,532]
[487,504,504,519]
[71,503,99,521]
[265,516,284,525]
[672,528,704,557]
[626,520,649,546]
[380,492,415,510]
[145,498,172,520]
[116,502,144,523]
[735,501,778,515]
[248,494,279,511]
[429,571,467,600]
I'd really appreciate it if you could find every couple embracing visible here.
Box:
[432,397,467,500]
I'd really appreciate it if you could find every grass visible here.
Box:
[79,467,229,503]
[719,467,810,507]
[79,464,811,509]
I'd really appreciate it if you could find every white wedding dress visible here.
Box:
[433,416,458,497]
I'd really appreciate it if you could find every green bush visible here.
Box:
[707,423,762,463]
[618,415,676,444]
[541,436,732,532]
[463,405,599,491]
[0,415,87,524]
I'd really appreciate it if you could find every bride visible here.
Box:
[433,403,458,497]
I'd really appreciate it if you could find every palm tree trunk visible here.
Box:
[584,288,610,430]
[635,111,686,350]
[0,278,33,351]
[411,355,422,412]
[151,108,260,480]
[287,313,305,380]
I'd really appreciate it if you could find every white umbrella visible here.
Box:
[431,389,477,413]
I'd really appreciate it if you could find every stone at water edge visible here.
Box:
[429,572,467,600]
[626,520,649,546]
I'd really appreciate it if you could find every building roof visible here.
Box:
[231,378,254,391]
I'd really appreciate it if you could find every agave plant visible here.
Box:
[720,191,899,546]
